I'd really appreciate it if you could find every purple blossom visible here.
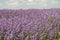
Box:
[0,9,60,40]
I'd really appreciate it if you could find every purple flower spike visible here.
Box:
[0,9,60,40]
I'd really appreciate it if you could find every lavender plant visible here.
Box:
[0,9,60,40]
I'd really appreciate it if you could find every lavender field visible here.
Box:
[0,9,60,40]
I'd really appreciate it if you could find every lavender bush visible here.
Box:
[0,9,60,40]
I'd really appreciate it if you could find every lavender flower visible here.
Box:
[0,9,60,40]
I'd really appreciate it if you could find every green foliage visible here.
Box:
[57,32,60,40]
[23,32,31,40]
[36,32,40,40]
[0,36,4,40]
[43,35,48,40]
[58,18,60,23]
[48,17,54,23]
[18,38,22,40]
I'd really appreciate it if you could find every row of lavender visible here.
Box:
[0,9,60,40]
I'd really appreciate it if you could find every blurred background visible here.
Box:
[0,0,60,9]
